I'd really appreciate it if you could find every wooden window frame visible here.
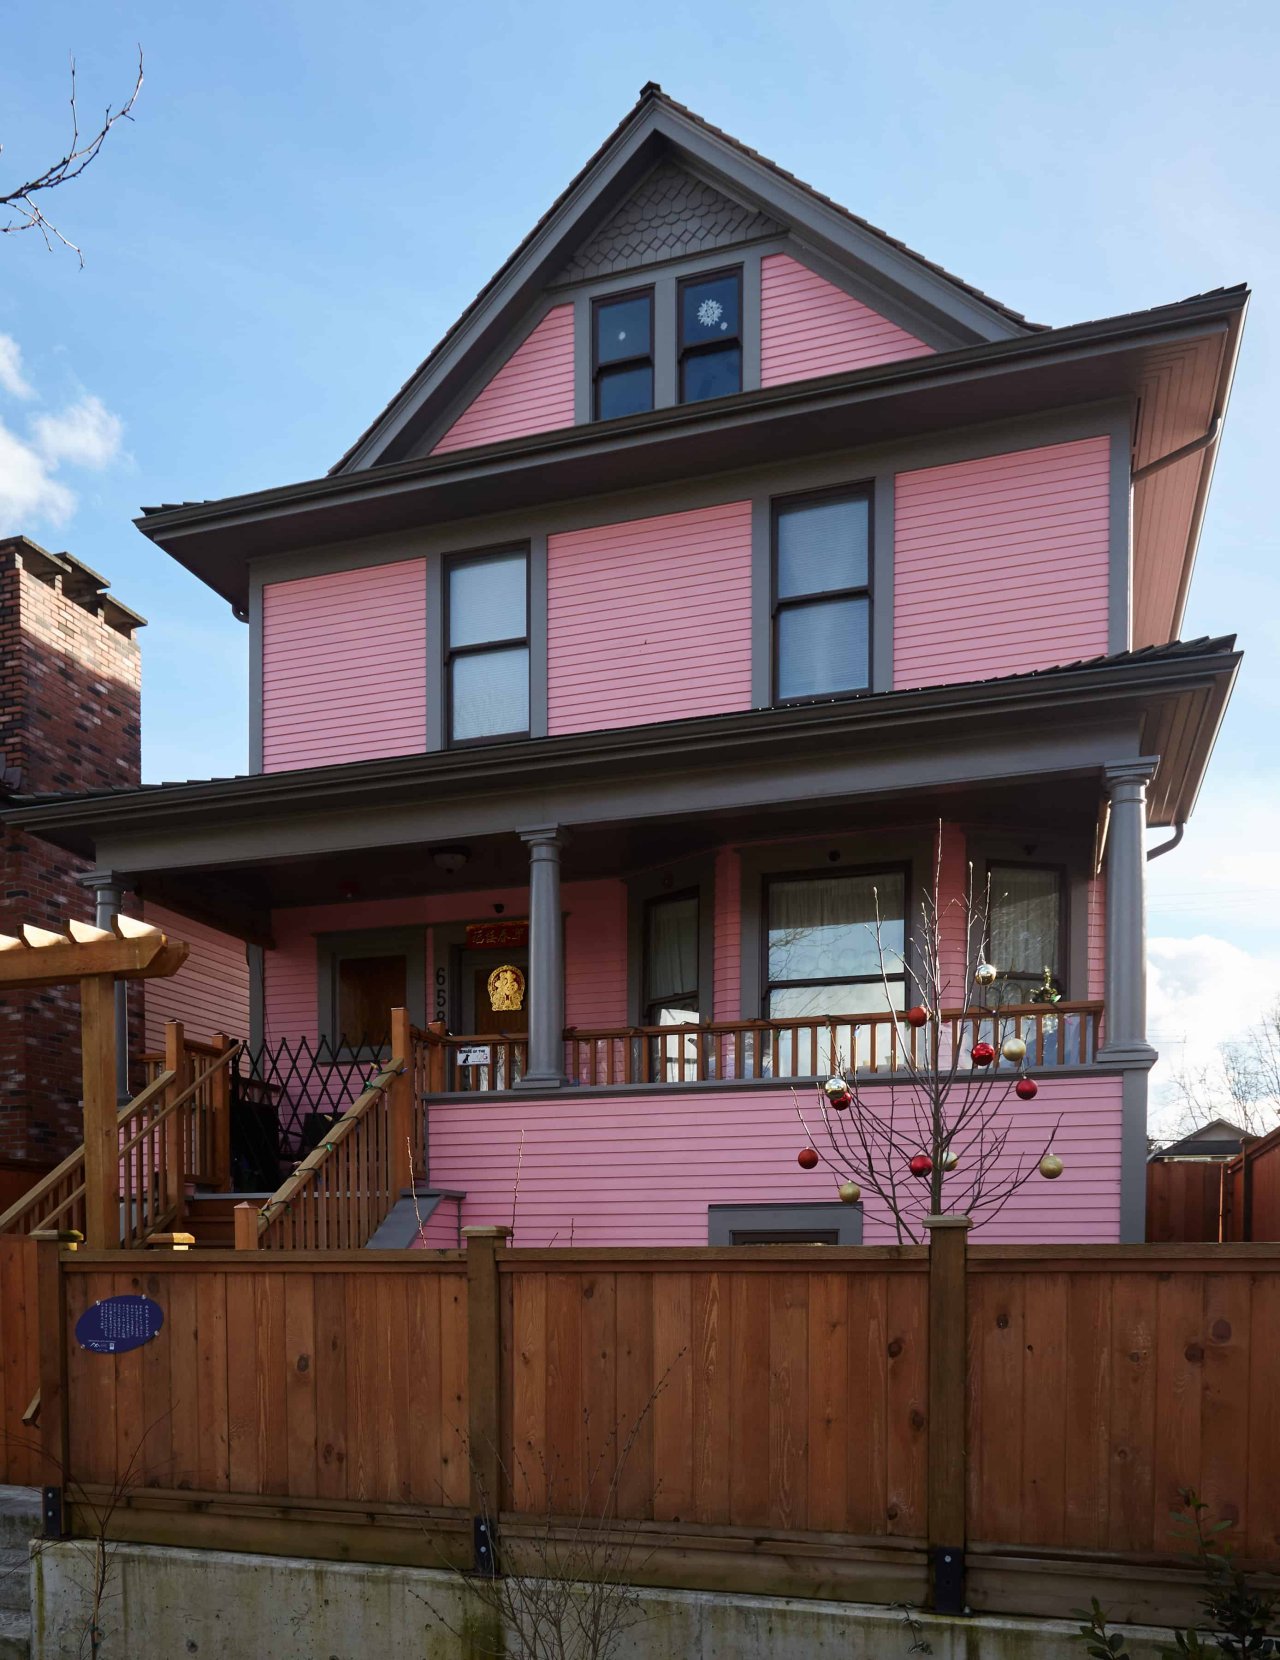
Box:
[761,862,911,1018]
[591,286,655,421]
[443,544,531,748]
[770,483,874,708]
[677,266,743,404]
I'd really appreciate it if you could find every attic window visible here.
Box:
[593,289,654,420]
[678,269,742,403]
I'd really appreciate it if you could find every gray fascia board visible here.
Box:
[6,645,1237,855]
[136,299,1242,602]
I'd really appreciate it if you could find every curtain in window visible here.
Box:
[645,894,698,1018]
[989,866,1060,988]
[767,873,902,986]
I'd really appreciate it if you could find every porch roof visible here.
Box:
[2,636,1238,942]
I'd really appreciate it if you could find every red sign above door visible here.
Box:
[465,921,529,950]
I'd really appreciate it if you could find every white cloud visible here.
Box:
[0,421,75,527]
[1147,933,1280,1136]
[30,394,123,470]
[0,335,32,399]
[0,346,125,529]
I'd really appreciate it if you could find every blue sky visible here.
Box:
[3,0,1278,1112]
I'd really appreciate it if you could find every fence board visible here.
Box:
[0,1236,39,1485]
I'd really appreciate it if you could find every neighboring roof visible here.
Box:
[4,634,1239,856]
[1151,1118,1250,1160]
[327,84,1042,477]
[0,534,146,636]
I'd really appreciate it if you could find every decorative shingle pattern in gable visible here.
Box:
[558,159,782,283]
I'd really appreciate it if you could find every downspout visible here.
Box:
[1147,823,1185,861]
[1131,417,1222,484]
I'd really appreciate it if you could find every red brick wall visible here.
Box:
[0,539,142,1160]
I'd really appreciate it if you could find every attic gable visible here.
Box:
[558,157,782,283]
[336,86,1036,474]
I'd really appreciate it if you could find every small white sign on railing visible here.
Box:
[456,1045,492,1067]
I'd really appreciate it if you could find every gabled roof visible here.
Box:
[332,84,1039,475]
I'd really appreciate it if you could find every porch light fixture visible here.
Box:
[431,845,470,874]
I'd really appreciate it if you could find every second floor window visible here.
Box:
[678,269,742,403]
[987,864,1064,1004]
[593,290,654,420]
[773,489,872,704]
[446,548,529,744]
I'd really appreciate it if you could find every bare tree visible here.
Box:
[793,832,1062,1242]
[2,50,143,264]
[1167,999,1280,1140]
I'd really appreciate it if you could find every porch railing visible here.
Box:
[417,1002,1103,1093]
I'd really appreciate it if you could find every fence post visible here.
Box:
[163,1021,187,1230]
[212,1031,232,1191]
[426,1019,447,1095]
[35,1236,70,1536]
[233,1201,261,1250]
[464,1224,511,1575]
[925,1213,971,1615]
[389,1008,414,1195]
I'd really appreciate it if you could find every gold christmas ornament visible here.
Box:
[1039,1152,1064,1180]
[838,1181,861,1205]
[975,961,998,986]
[1001,1036,1027,1064]
[942,1149,959,1171]
[487,964,526,1012]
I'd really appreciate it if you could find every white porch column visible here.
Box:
[518,826,568,1089]
[81,871,130,1103]
[1098,758,1160,1064]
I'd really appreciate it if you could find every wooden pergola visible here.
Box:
[0,918,189,1246]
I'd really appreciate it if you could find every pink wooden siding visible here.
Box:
[565,880,628,1028]
[261,562,427,772]
[143,905,251,1049]
[547,502,753,736]
[431,305,575,456]
[713,848,742,1020]
[759,252,933,387]
[1088,872,1106,1003]
[935,823,970,1005]
[893,437,1112,690]
[425,1072,1123,1246]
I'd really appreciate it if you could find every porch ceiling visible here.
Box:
[116,774,1101,942]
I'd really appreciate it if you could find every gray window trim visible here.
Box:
[708,1201,863,1245]
[316,925,426,1049]
[737,829,935,1018]
[625,855,716,1025]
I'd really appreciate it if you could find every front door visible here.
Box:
[458,947,529,1088]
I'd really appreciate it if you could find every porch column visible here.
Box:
[1098,758,1159,1065]
[518,825,568,1088]
[81,871,130,1103]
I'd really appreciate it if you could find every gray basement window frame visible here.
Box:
[707,1202,863,1246]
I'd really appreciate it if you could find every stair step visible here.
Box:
[0,1549,26,1613]
[0,1605,28,1660]
[0,1493,39,1552]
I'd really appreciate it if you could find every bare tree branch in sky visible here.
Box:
[1,49,143,265]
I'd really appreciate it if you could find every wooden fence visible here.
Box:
[19,1232,1280,1625]
[1147,1127,1280,1244]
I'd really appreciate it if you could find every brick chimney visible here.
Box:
[0,535,144,1161]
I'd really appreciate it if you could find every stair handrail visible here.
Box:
[0,1033,243,1242]
[123,1043,245,1245]
[252,1057,406,1250]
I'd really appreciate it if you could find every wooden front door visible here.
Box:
[473,968,528,1037]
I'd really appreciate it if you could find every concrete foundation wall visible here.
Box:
[32,1541,1184,1660]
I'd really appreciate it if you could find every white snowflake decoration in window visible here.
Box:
[696,297,724,329]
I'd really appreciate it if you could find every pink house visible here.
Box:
[11,86,1245,1248]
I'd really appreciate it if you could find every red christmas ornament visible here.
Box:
[829,1092,852,1111]
[909,1153,933,1178]
[797,1147,819,1170]
[971,1041,996,1066]
[1015,1077,1039,1100]
[906,1005,930,1030]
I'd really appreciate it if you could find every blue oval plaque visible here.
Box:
[75,1294,164,1355]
